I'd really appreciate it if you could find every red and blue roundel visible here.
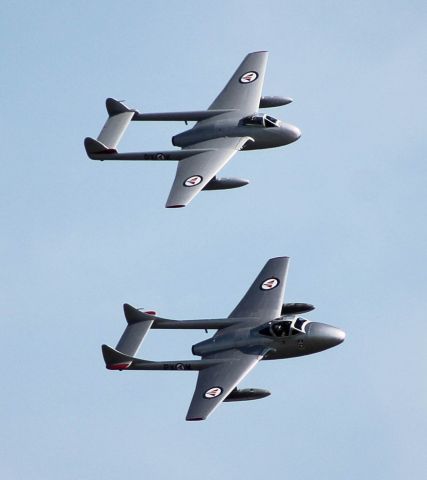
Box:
[239,71,258,83]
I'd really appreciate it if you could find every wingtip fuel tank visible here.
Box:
[224,388,271,402]
[259,96,293,108]
[202,177,249,190]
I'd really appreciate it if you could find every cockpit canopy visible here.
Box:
[240,114,280,128]
[259,318,309,338]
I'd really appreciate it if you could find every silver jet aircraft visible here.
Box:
[85,51,301,208]
[102,257,345,421]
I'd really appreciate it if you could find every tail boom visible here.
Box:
[122,304,246,330]
[102,345,219,371]
[84,138,213,161]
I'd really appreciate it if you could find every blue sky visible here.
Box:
[1,1,426,478]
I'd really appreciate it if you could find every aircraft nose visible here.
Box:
[308,322,346,349]
[290,125,302,140]
[282,124,301,143]
[331,327,346,345]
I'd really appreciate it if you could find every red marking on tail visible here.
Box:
[108,362,131,370]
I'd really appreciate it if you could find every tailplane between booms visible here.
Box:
[102,303,246,362]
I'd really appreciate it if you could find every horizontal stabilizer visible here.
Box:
[97,110,134,150]
[114,304,155,357]
[84,98,136,160]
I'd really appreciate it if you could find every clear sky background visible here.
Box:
[1,1,426,478]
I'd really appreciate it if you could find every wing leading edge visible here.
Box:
[229,256,290,319]
[166,136,252,208]
[186,348,265,421]
[208,51,269,117]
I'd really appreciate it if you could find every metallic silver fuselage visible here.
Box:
[172,117,301,150]
[192,318,345,360]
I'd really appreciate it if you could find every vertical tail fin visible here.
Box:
[102,344,135,370]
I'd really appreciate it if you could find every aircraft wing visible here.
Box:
[207,51,269,117]
[166,136,252,208]
[228,257,290,319]
[186,348,265,421]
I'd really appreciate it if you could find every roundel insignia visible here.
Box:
[239,71,258,84]
[204,387,223,399]
[260,277,280,291]
[156,153,166,160]
[184,175,203,187]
